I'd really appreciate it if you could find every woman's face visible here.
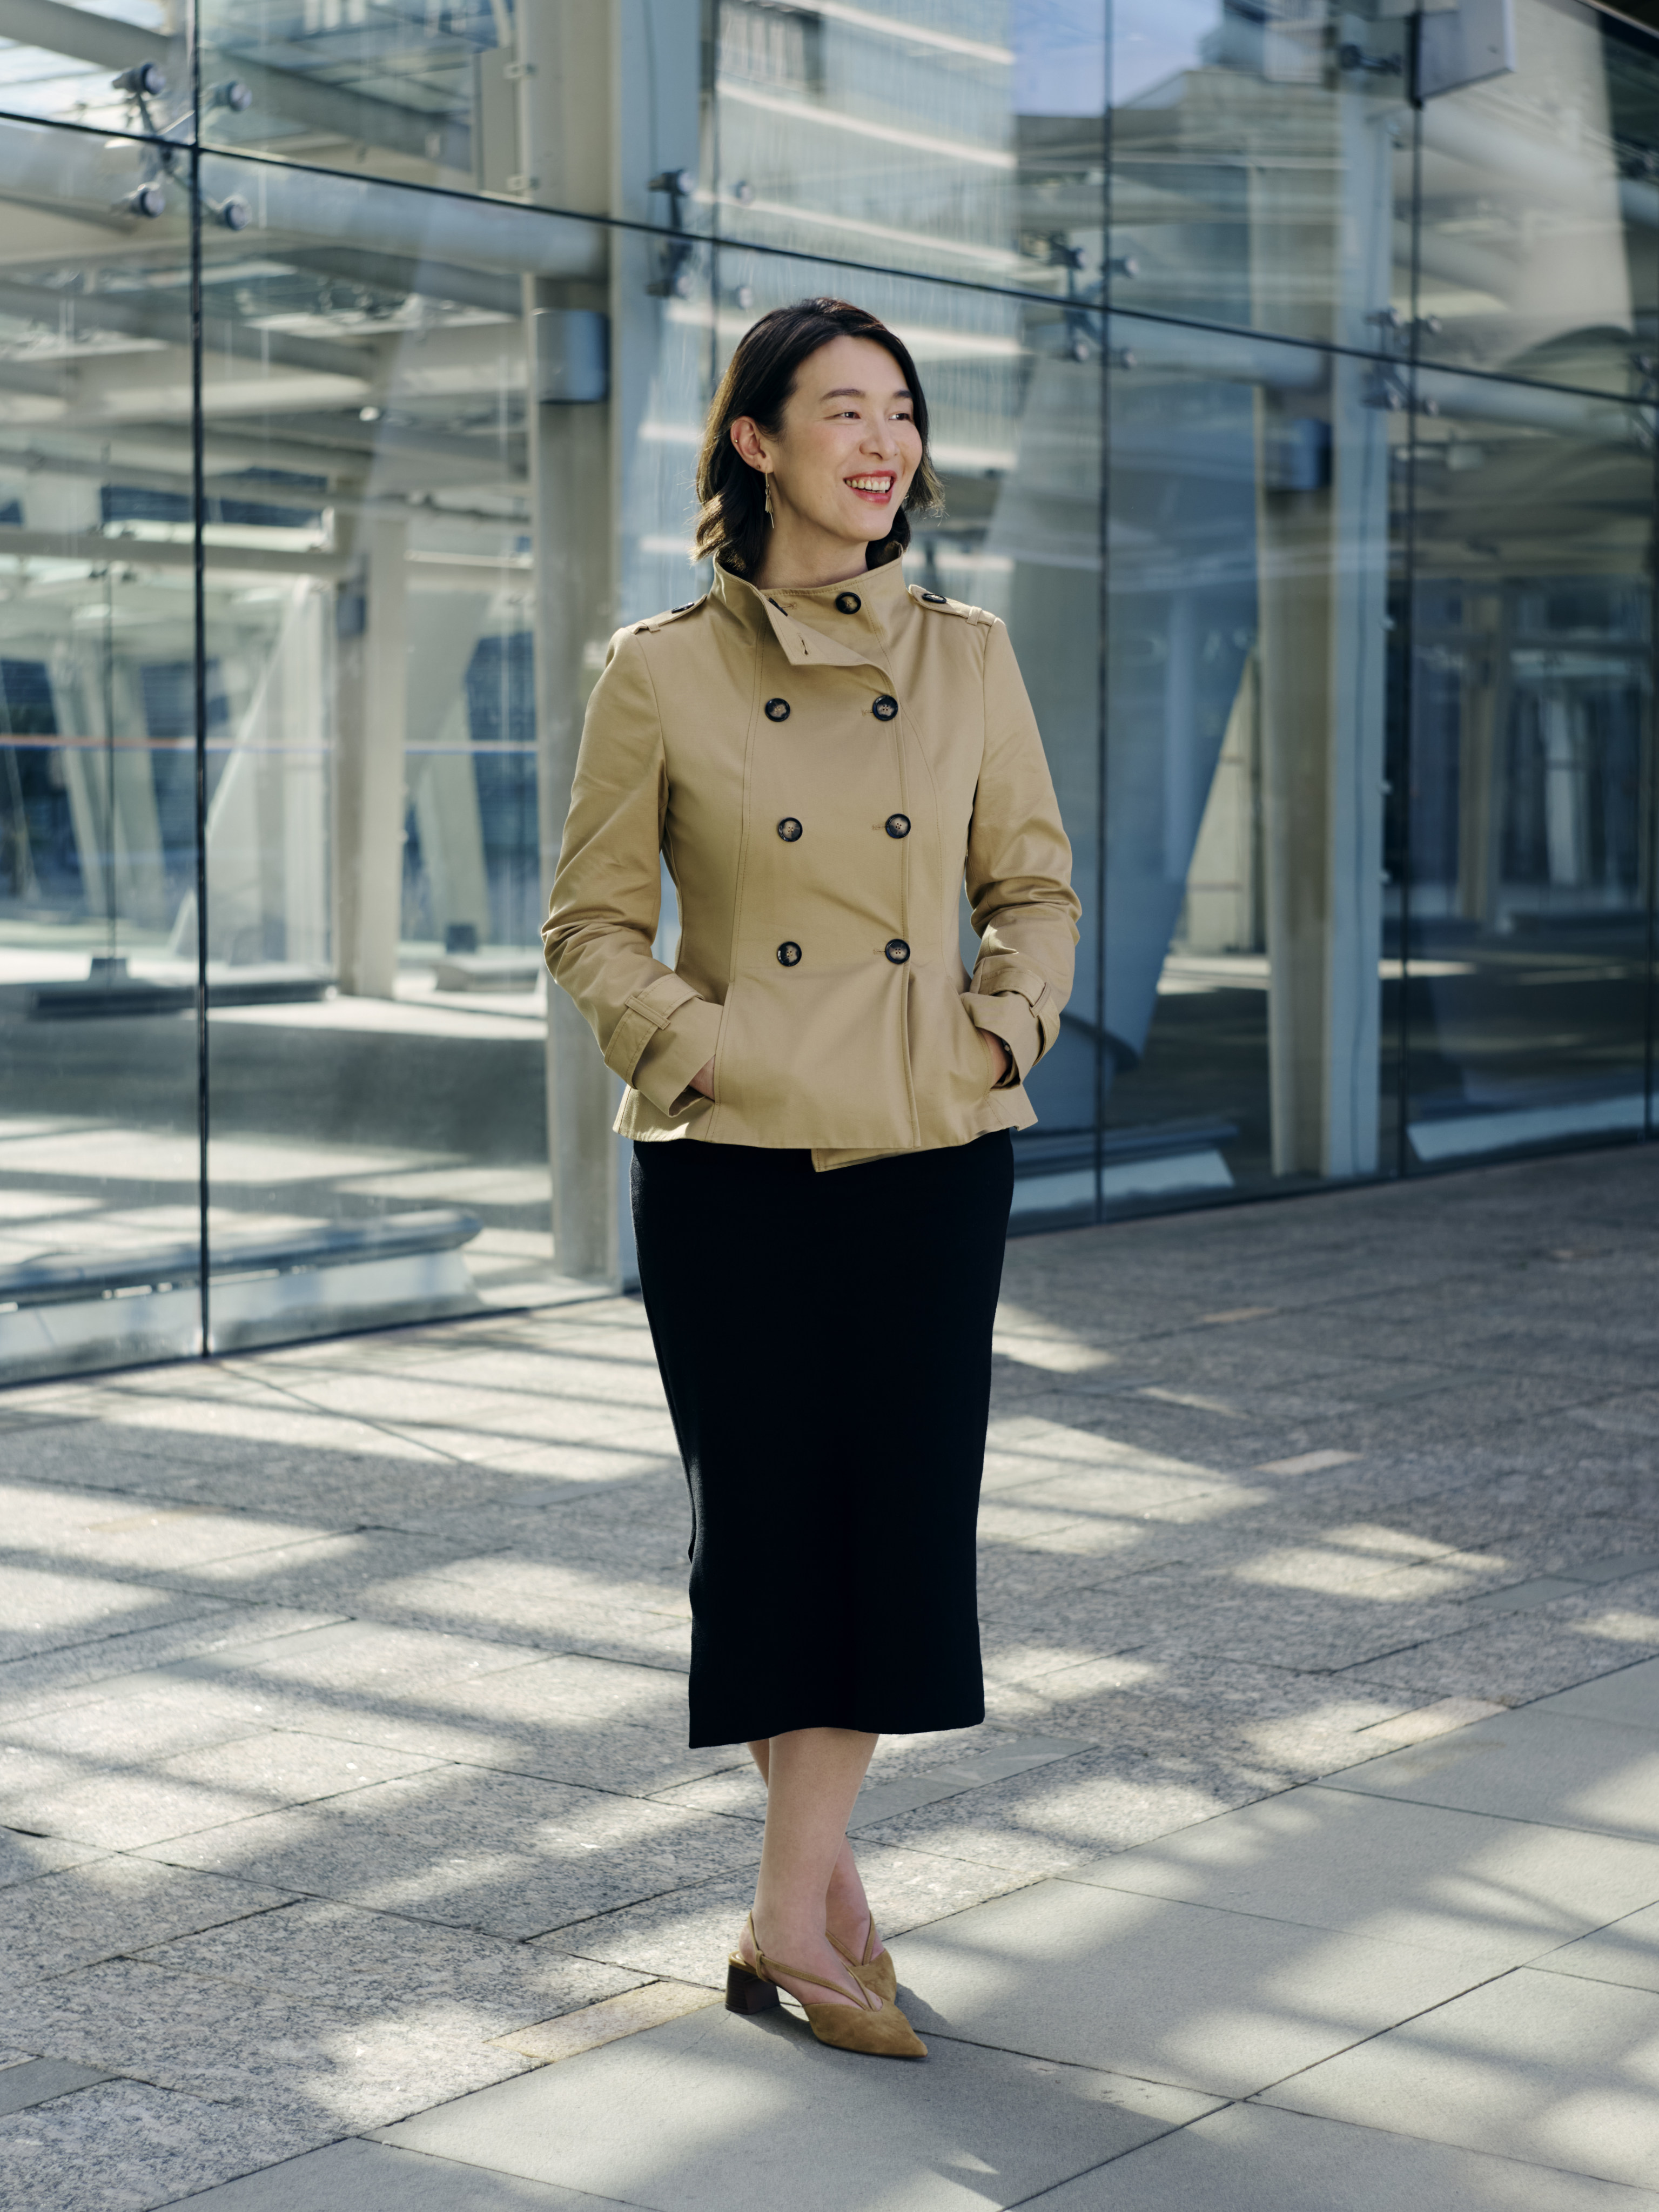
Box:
[732,334,923,553]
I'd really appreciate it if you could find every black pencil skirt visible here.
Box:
[632,1130,1014,1749]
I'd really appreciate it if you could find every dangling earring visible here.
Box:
[763,474,775,526]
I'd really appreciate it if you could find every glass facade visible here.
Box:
[1,0,1656,1384]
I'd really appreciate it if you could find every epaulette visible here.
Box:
[908,584,993,626]
[632,595,708,635]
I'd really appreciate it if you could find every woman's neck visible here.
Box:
[753,514,878,593]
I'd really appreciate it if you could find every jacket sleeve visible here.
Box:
[541,628,722,1116]
[959,618,1081,1086]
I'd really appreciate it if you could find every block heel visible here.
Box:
[726,1955,781,2014]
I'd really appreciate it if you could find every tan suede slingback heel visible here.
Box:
[726,1914,925,2058]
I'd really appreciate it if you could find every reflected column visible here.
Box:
[521,0,618,1283]
[337,516,407,999]
[1252,85,1394,1179]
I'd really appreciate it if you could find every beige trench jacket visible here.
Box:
[541,552,1079,1169]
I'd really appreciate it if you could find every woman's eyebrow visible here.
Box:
[818,385,912,401]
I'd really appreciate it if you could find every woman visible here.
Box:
[543,298,1078,2059]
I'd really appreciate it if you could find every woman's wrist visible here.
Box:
[980,1028,1012,1087]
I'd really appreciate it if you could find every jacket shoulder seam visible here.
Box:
[908,584,995,627]
[630,596,708,636]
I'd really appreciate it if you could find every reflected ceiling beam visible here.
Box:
[0,355,64,395]
[1101,315,1645,441]
[0,522,346,576]
[0,128,603,289]
[1415,367,1643,439]
[0,441,523,525]
[281,246,520,319]
[0,524,525,591]
[0,276,369,385]
[250,411,524,474]
[1,0,470,171]
[198,157,603,284]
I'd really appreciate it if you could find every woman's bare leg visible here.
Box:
[749,1736,885,1967]
[740,1727,879,2009]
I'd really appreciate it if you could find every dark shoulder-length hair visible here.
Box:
[693,297,943,577]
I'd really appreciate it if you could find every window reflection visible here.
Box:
[3,4,1659,1387]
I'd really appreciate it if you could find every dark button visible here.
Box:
[919,589,947,604]
[671,599,698,614]
[872,694,898,721]
[776,941,802,967]
[884,813,911,840]
[764,697,791,722]
[777,817,803,842]
[835,590,862,614]
[884,939,910,964]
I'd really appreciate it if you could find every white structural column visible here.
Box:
[519,0,702,1285]
[516,1,617,1284]
[337,515,407,998]
[1253,79,1393,1179]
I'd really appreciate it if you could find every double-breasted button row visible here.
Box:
[774,939,911,968]
[763,692,897,723]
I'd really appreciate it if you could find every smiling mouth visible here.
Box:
[847,474,896,501]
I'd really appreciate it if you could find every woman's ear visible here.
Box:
[730,416,768,473]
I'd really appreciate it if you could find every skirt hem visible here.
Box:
[688,1703,986,1751]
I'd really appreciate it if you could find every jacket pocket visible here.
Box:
[710,962,917,1148]
[906,971,996,1120]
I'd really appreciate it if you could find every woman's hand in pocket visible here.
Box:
[979,1030,1011,1088]
[689,1058,716,1099]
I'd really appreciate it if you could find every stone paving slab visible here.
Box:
[1535,1657,1659,1731]
[1023,2102,1659,2210]
[1066,1778,1659,1965]
[0,2077,321,2212]
[0,2056,113,2116]
[2,1859,296,1982]
[1260,1966,1659,2192]
[887,1877,1508,2096]
[1324,1706,1659,1843]
[374,2002,1221,2212]
[136,1764,761,1940]
[4,1146,1659,2207]
[156,2139,624,2210]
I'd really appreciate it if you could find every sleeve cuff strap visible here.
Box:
[629,993,723,1115]
[972,952,1047,1004]
[605,973,699,1084]
[962,990,1042,1085]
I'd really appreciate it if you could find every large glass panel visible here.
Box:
[710,1,1105,298]
[1413,0,1659,398]
[1097,315,1396,1207]
[193,158,609,1349]
[0,5,182,132]
[197,0,480,191]
[196,0,698,228]
[0,115,204,1381]
[1109,0,1414,347]
[1392,368,1655,1169]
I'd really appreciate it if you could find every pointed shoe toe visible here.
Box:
[802,1998,926,2058]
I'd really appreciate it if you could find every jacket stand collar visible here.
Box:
[713,555,908,674]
